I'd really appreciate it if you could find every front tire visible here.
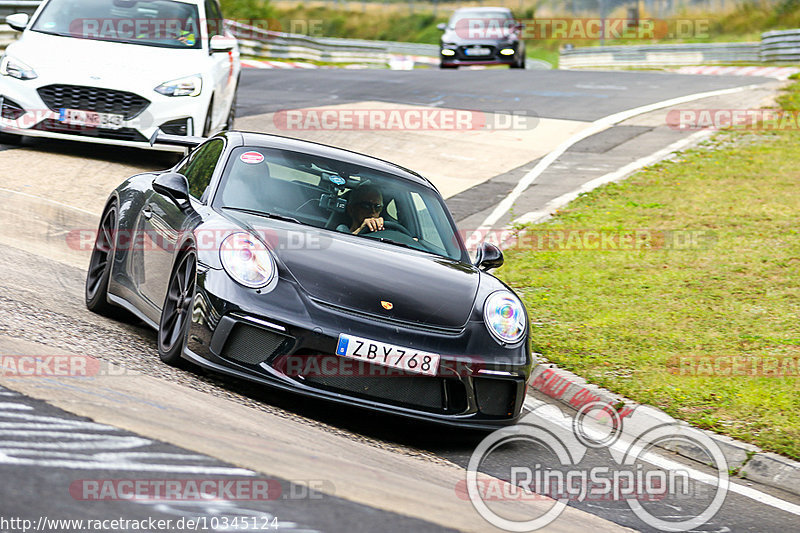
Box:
[0,131,24,145]
[223,91,237,131]
[157,247,197,366]
[85,202,119,316]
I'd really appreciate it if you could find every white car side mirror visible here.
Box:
[5,13,29,32]
[210,35,235,53]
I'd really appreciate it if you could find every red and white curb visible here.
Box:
[673,65,800,80]
[526,363,800,498]
[240,59,320,69]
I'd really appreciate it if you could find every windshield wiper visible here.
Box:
[372,236,417,251]
[222,207,304,225]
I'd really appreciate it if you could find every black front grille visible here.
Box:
[0,96,25,120]
[305,373,447,411]
[37,84,150,120]
[32,119,147,142]
[474,377,517,417]
[221,323,292,365]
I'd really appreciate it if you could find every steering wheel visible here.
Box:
[378,220,413,236]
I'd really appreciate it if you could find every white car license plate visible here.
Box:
[465,47,491,56]
[335,333,440,376]
[59,108,124,130]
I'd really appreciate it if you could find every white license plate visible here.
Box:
[465,47,491,56]
[335,333,440,376]
[59,108,124,130]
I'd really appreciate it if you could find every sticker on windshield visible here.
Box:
[329,175,346,186]
[240,151,265,164]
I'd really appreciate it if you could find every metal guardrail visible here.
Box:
[0,0,39,17]
[225,20,390,64]
[560,42,761,68]
[761,30,800,62]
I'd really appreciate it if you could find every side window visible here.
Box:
[410,191,445,250]
[177,139,225,200]
[205,0,223,41]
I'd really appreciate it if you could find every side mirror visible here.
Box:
[437,22,447,31]
[6,13,29,32]
[153,172,192,209]
[475,241,504,271]
[210,35,236,53]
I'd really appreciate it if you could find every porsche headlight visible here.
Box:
[0,55,37,80]
[220,233,276,288]
[483,291,526,344]
[154,74,202,97]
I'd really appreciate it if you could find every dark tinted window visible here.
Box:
[205,0,223,41]
[214,146,467,262]
[177,138,224,200]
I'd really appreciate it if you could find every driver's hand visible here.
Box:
[355,217,384,234]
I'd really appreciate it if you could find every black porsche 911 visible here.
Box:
[438,7,526,69]
[85,130,532,428]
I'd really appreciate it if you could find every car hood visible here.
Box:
[9,31,206,83]
[441,28,518,45]
[269,230,480,330]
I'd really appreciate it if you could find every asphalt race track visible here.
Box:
[1,68,799,532]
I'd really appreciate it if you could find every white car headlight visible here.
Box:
[483,291,526,344]
[0,55,37,80]
[220,233,276,288]
[154,74,202,97]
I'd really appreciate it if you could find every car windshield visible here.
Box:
[215,146,468,262]
[449,10,513,30]
[31,0,202,49]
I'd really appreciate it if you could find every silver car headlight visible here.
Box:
[154,74,202,97]
[483,291,526,344]
[220,233,276,288]
[0,55,37,80]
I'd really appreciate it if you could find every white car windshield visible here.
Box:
[31,0,203,49]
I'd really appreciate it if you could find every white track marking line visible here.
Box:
[0,187,99,216]
[472,84,760,238]
[511,130,712,227]
[523,397,800,516]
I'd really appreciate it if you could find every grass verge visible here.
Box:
[498,82,800,460]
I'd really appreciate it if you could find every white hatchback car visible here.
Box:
[0,0,240,149]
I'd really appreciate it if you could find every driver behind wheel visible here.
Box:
[337,183,385,234]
